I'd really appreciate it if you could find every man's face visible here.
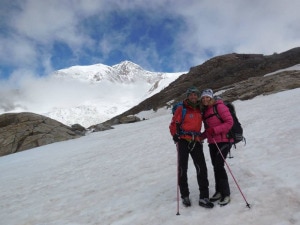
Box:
[188,92,198,103]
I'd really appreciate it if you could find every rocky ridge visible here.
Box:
[0,113,83,156]
[103,47,300,125]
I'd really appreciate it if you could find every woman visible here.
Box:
[200,89,233,206]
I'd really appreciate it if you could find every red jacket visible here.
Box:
[169,100,203,142]
[202,100,234,144]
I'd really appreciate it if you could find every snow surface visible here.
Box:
[1,88,300,225]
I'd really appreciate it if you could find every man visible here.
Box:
[169,87,214,208]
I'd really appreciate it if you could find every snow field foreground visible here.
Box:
[0,88,300,225]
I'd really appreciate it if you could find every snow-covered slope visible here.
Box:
[0,61,184,127]
[0,88,299,225]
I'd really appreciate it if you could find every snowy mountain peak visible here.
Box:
[52,60,159,84]
[112,60,144,74]
[52,63,113,83]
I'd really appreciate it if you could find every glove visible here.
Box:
[206,127,215,136]
[173,134,180,143]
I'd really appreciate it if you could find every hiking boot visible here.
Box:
[182,197,191,207]
[210,192,222,202]
[199,198,214,208]
[218,196,231,206]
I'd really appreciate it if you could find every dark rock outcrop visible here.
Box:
[119,115,141,124]
[71,123,87,135]
[0,112,82,156]
[88,123,114,132]
[87,115,141,133]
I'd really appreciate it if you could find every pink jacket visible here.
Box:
[202,100,234,144]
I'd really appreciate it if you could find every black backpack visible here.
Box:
[212,101,246,147]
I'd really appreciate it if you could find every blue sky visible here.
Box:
[0,0,300,80]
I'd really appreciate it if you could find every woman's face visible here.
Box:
[201,96,212,106]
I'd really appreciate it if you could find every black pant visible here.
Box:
[209,142,232,197]
[177,139,209,199]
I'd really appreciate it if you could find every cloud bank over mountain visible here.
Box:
[1,0,299,79]
[0,61,184,127]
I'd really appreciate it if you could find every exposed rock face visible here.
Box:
[217,70,300,102]
[87,115,141,133]
[119,115,141,124]
[0,112,82,156]
[88,123,114,132]
[71,123,87,135]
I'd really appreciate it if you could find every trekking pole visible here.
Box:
[176,142,180,215]
[212,138,251,208]
[175,122,181,215]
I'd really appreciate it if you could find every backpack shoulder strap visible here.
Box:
[213,103,224,123]
[175,102,186,125]
[181,103,186,122]
[176,103,187,134]
[175,102,185,120]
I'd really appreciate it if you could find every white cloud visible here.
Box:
[10,0,95,47]
[172,0,300,61]
[0,35,37,66]
[98,31,128,57]
[1,0,299,77]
